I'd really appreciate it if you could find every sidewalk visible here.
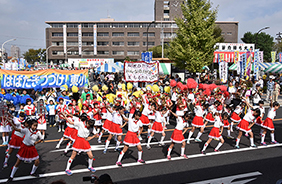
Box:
[261,94,282,107]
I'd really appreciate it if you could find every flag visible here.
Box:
[234,51,239,64]
[271,51,276,63]
[254,49,259,79]
[279,52,282,63]
[245,50,251,77]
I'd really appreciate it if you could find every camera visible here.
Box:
[83,174,98,183]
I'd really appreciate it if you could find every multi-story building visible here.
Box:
[45,0,238,63]
[10,45,20,58]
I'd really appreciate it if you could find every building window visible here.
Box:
[82,32,93,37]
[143,42,155,46]
[227,32,232,35]
[52,33,63,37]
[164,1,169,4]
[142,23,156,28]
[51,24,64,28]
[143,32,155,37]
[127,32,139,37]
[127,51,139,56]
[164,10,169,13]
[97,42,109,46]
[97,51,109,55]
[221,32,225,35]
[82,42,94,46]
[128,42,139,46]
[97,32,109,37]
[82,23,94,28]
[67,42,78,46]
[128,24,140,28]
[52,42,63,46]
[112,51,124,55]
[163,32,171,38]
[112,32,124,37]
[82,51,94,55]
[112,42,124,46]
[67,32,78,37]
[52,51,64,55]
[97,23,110,28]
[112,24,126,28]
[164,18,170,21]
[67,23,78,28]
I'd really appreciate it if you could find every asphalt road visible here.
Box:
[1,107,282,184]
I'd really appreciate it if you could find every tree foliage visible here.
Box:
[168,0,220,72]
[148,44,169,58]
[213,25,224,43]
[23,48,46,64]
[241,32,274,61]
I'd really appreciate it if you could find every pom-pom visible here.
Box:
[187,78,198,89]
[183,85,188,91]
[121,84,126,91]
[152,84,160,92]
[127,83,133,90]
[164,86,171,93]
[224,91,230,97]
[208,84,217,90]
[92,85,99,92]
[177,82,183,89]
[72,86,79,93]
[170,80,177,87]
[203,89,211,96]
[102,85,108,91]
[202,84,209,90]
[198,84,203,89]
[219,85,228,92]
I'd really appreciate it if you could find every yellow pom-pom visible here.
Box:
[164,86,171,93]
[102,85,108,91]
[152,84,159,92]
[127,82,133,90]
[72,86,79,93]
[92,85,99,92]
[263,75,267,80]
[122,83,126,91]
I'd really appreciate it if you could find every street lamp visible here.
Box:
[65,47,75,63]
[1,38,16,64]
[146,21,155,51]
[81,48,90,58]
[255,26,270,49]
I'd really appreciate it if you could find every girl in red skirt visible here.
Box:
[7,119,43,182]
[235,100,260,149]
[222,112,234,139]
[116,111,145,166]
[146,107,167,149]
[167,111,191,160]
[230,103,245,132]
[139,103,153,139]
[260,100,280,146]
[103,106,127,154]
[187,103,209,144]
[3,113,27,169]
[201,112,224,154]
[63,113,97,176]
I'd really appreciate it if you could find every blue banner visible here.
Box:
[141,51,153,63]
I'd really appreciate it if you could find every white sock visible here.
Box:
[167,148,172,156]
[42,134,45,140]
[4,153,10,163]
[138,151,142,160]
[231,122,234,131]
[236,138,240,146]
[271,133,275,142]
[115,141,121,149]
[215,142,223,150]
[105,140,110,149]
[2,136,5,143]
[10,166,18,178]
[65,142,71,153]
[260,129,264,134]
[167,117,170,124]
[147,128,151,137]
[30,164,38,174]
[261,134,266,143]
[160,136,165,143]
[196,132,202,140]
[147,136,152,146]
[66,158,73,170]
[250,137,254,146]
[202,143,209,151]
[114,134,117,141]
[227,130,231,136]
[117,151,125,162]
[98,132,103,141]
[5,136,9,142]
[181,147,185,155]
[187,131,193,140]
[88,158,93,168]
[57,138,64,147]
[97,128,100,133]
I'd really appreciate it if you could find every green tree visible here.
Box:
[148,44,169,58]
[168,0,220,72]
[213,25,224,43]
[241,32,274,61]
[23,48,46,64]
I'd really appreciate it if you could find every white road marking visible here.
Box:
[0,143,281,183]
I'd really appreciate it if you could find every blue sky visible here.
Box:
[0,0,280,55]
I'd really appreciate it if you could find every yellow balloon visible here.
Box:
[72,86,79,93]
[62,84,68,91]
[127,82,133,90]
[164,86,171,93]
[92,85,99,92]
[122,83,126,91]
[263,75,267,80]
[102,85,108,91]
[152,84,159,92]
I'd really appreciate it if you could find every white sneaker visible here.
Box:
[146,145,151,150]
[138,136,143,141]
[187,140,190,144]
[58,129,61,133]
[56,144,60,149]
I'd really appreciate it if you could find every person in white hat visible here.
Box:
[266,76,275,102]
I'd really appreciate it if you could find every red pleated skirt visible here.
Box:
[170,129,185,143]
[223,119,230,128]
[64,127,78,142]
[102,119,113,131]
[205,113,215,123]
[230,112,241,122]
[72,137,91,152]
[151,122,164,133]
[237,119,251,133]
[191,116,204,127]
[8,134,23,149]
[108,123,123,135]
[123,131,140,146]
[255,116,263,126]
[16,143,39,162]
[208,127,222,140]
[140,114,150,125]
[261,118,274,131]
